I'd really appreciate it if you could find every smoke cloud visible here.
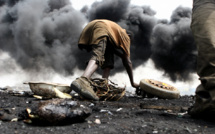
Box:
[151,7,196,81]
[0,0,86,76]
[127,6,157,68]
[0,0,197,84]
[88,0,130,22]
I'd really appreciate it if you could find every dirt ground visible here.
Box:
[0,88,215,134]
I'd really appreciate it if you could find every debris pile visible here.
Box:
[91,78,126,101]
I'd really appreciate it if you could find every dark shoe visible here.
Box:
[71,77,99,101]
[188,94,215,120]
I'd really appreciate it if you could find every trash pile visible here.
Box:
[23,78,126,101]
[0,78,127,125]
[0,78,184,126]
[91,78,126,101]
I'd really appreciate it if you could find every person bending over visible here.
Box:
[70,19,139,101]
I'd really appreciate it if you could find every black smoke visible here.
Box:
[151,7,196,81]
[0,0,197,82]
[127,6,157,68]
[86,2,196,81]
[0,0,86,75]
[88,0,130,22]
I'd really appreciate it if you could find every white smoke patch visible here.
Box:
[110,59,199,96]
[0,49,199,95]
[0,50,27,87]
[130,0,192,20]
[0,50,81,88]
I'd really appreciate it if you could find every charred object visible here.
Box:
[24,99,92,125]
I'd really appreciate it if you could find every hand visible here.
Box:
[131,82,139,88]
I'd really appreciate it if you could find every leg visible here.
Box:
[71,60,99,101]
[189,2,215,118]
[82,60,98,78]
[70,39,107,101]
[101,39,115,78]
[102,67,111,78]
[82,38,107,78]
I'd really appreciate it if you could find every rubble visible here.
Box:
[94,119,101,124]
[0,88,215,133]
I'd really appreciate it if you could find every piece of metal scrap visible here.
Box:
[24,81,72,99]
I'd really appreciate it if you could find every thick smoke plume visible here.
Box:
[151,7,196,81]
[127,6,157,68]
[0,0,86,76]
[0,0,196,83]
[88,0,130,22]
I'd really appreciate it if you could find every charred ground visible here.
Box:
[0,90,214,134]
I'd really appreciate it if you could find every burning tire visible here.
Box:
[139,79,180,99]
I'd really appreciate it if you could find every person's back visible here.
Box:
[71,19,139,101]
[78,19,130,56]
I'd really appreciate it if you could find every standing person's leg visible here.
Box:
[189,2,215,118]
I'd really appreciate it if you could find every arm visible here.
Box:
[114,48,139,88]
